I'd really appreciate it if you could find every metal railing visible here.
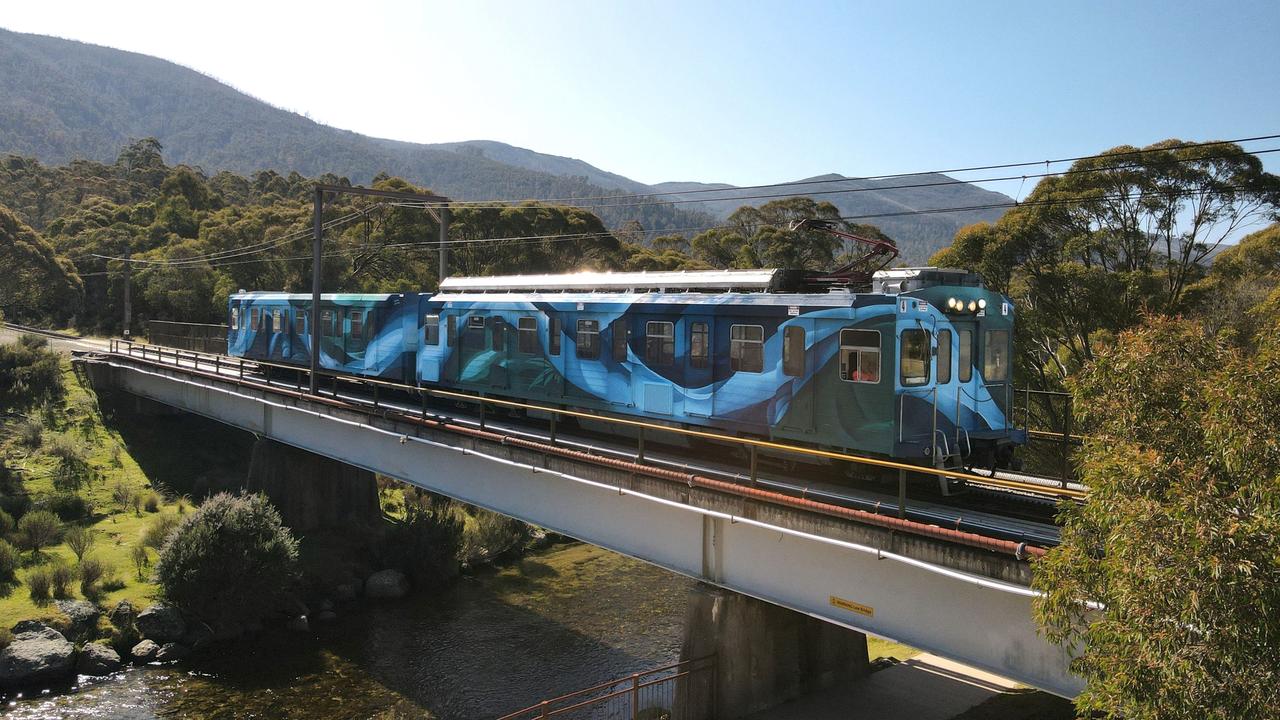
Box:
[147,320,228,355]
[495,655,716,720]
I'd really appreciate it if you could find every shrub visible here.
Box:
[77,556,108,597]
[459,506,530,564]
[131,545,150,581]
[154,492,299,626]
[111,481,136,515]
[378,493,463,585]
[142,513,180,549]
[43,493,93,522]
[49,562,74,599]
[0,337,63,410]
[0,627,12,651]
[27,567,51,604]
[17,510,61,557]
[143,492,160,513]
[65,525,95,562]
[16,418,43,449]
[100,576,126,593]
[0,539,19,580]
[0,508,14,536]
[47,434,98,494]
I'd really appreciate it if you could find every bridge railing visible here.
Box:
[494,655,716,720]
[147,320,228,355]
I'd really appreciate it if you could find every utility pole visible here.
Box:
[121,245,132,340]
[309,187,323,393]
[438,205,450,284]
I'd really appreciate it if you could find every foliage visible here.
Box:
[41,493,94,522]
[931,139,1280,391]
[143,492,160,513]
[378,492,463,586]
[15,417,43,449]
[77,555,107,598]
[46,433,99,493]
[26,567,50,604]
[0,205,82,324]
[16,510,61,557]
[1033,314,1280,719]
[1187,223,1280,340]
[111,480,136,515]
[0,509,13,536]
[459,506,531,564]
[0,334,64,409]
[142,513,180,549]
[65,525,94,562]
[48,561,73,599]
[0,540,19,581]
[687,197,887,272]
[154,492,299,626]
[131,544,150,581]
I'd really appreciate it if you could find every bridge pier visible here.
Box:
[246,438,381,533]
[679,583,869,719]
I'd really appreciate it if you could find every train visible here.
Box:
[227,266,1025,471]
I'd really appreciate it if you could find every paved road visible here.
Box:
[745,653,1022,720]
[0,325,110,353]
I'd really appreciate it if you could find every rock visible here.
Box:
[0,623,75,687]
[131,639,160,663]
[314,610,337,623]
[76,643,122,676]
[180,623,214,650]
[334,582,360,601]
[55,600,100,642]
[286,615,309,633]
[136,604,186,644]
[364,569,409,599]
[107,600,137,628]
[154,643,190,662]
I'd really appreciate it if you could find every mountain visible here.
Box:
[0,28,1010,262]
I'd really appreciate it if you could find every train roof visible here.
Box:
[229,292,403,302]
[439,269,781,293]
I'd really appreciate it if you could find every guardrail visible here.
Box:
[495,655,715,720]
[147,320,228,355]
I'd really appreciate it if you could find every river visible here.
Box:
[3,544,695,719]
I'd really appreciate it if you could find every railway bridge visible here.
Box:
[67,335,1083,709]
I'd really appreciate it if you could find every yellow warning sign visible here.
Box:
[829,595,874,617]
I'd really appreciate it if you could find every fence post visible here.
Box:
[631,673,640,720]
[748,445,758,486]
[1060,398,1072,488]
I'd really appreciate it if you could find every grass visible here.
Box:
[0,359,175,624]
[867,634,921,662]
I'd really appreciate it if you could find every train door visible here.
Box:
[566,314,604,402]
[488,315,509,390]
[776,318,815,434]
[952,320,979,434]
[684,316,713,417]
[457,313,488,386]
[540,312,565,400]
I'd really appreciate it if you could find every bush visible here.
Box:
[142,513,180,549]
[49,561,74,599]
[100,576,126,593]
[27,567,51,604]
[111,481,135,515]
[143,492,160,513]
[42,493,93,522]
[16,418,43,449]
[65,525,94,562]
[0,539,19,580]
[0,508,14,536]
[131,545,150,581]
[459,506,530,564]
[46,434,98,494]
[154,492,299,626]
[378,493,463,585]
[78,556,108,597]
[17,510,61,556]
[0,336,63,410]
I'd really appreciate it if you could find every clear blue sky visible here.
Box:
[3,0,1278,192]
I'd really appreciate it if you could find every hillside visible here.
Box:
[0,28,1010,261]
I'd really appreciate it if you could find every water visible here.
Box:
[3,544,695,719]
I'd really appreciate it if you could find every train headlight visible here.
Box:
[948,297,960,310]
[977,298,987,310]
[967,300,977,312]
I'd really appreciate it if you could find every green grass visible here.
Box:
[868,634,920,662]
[0,360,179,624]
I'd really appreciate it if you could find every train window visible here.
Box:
[984,329,1009,382]
[645,321,674,367]
[901,329,931,386]
[730,325,764,373]
[783,326,805,377]
[937,329,952,384]
[549,316,561,356]
[958,329,973,383]
[250,307,260,331]
[446,315,457,347]
[295,310,306,335]
[518,317,538,354]
[321,309,338,337]
[690,322,709,368]
[273,309,283,333]
[491,317,505,351]
[468,315,485,331]
[576,319,600,359]
[349,310,363,338]
[424,315,440,345]
[839,329,880,383]
[230,307,239,330]
[611,318,629,362]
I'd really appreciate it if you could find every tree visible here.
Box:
[154,492,299,626]
[17,510,62,558]
[1033,314,1280,719]
[0,204,83,324]
[65,526,95,563]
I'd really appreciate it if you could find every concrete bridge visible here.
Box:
[76,341,1081,712]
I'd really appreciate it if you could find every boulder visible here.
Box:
[286,615,310,633]
[76,643,122,676]
[107,600,137,628]
[0,623,75,687]
[154,643,191,662]
[136,604,186,643]
[334,581,361,601]
[180,623,214,651]
[131,639,160,663]
[364,569,409,599]
[55,600,100,643]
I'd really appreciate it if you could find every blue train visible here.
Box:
[228,267,1024,469]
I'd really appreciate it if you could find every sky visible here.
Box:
[2,0,1278,194]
